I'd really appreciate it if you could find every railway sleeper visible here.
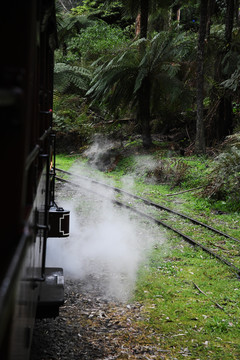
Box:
[36,268,64,319]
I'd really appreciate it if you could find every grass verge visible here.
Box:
[134,232,240,359]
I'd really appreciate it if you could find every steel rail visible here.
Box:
[56,176,240,276]
[55,168,240,244]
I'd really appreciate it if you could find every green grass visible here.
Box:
[55,154,80,170]
[134,234,240,359]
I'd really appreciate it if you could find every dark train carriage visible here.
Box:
[0,1,69,359]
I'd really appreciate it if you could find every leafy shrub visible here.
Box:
[66,20,128,63]
[146,158,190,188]
[53,94,95,145]
[70,0,122,18]
[203,133,240,209]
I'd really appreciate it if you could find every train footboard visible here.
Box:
[36,268,64,319]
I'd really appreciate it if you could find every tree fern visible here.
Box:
[86,45,140,108]
[54,63,91,94]
[87,30,194,123]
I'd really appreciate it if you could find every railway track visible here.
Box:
[55,167,240,277]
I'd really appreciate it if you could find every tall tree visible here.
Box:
[119,0,153,147]
[235,0,240,25]
[225,0,234,45]
[219,0,234,138]
[206,0,215,36]
[137,0,152,148]
[209,0,235,143]
[195,0,208,154]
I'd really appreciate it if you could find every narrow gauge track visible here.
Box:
[55,168,240,277]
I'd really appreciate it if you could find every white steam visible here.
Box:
[47,196,158,301]
[47,142,165,301]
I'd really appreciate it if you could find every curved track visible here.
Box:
[55,168,240,276]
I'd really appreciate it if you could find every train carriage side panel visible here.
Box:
[0,1,59,359]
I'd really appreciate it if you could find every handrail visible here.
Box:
[25,127,52,171]
[39,126,52,142]
[25,145,40,171]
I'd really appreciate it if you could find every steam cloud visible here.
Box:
[46,141,165,301]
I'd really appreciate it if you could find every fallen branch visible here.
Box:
[165,186,204,196]
[208,241,228,251]
[193,282,224,311]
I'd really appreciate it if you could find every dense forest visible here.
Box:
[53,0,240,155]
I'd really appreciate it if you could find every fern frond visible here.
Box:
[130,38,148,48]
[54,63,91,94]
[221,64,240,92]
[134,67,148,94]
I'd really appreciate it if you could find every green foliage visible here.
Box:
[203,133,240,210]
[87,30,194,119]
[70,0,123,19]
[221,63,240,92]
[57,12,93,35]
[54,63,91,93]
[87,45,139,111]
[53,0,239,150]
[53,94,94,142]
[56,9,95,57]
[221,34,240,92]
[66,20,128,63]
[70,1,100,15]
[180,2,200,31]
[55,154,80,170]
[116,0,177,17]
[146,158,190,187]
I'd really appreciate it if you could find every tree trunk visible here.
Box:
[195,0,208,154]
[235,0,240,26]
[138,76,152,148]
[140,0,149,39]
[219,0,234,138]
[138,0,153,148]
[208,0,234,143]
[225,0,234,45]
[172,5,181,23]
[135,13,141,38]
[206,0,215,37]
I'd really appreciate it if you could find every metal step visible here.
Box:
[36,268,64,319]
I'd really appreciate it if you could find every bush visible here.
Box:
[146,158,190,188]
[66,20,128,63]
[53,94,95,149]
[203,133,240,209]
